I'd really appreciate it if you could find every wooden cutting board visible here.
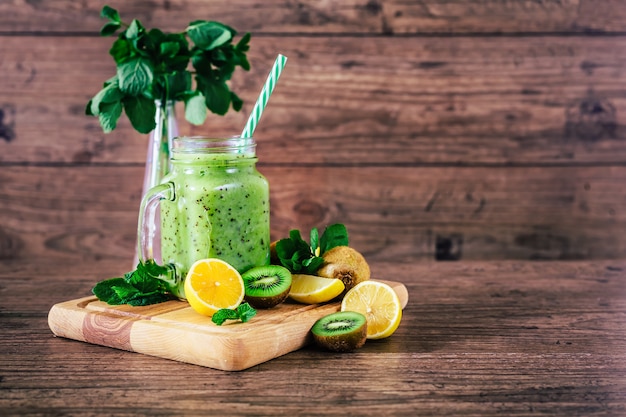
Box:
[48,280,408,371]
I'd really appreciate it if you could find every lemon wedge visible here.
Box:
[288,274,345,304]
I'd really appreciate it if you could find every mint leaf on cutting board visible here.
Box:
[212,303,257,326]
[92,261,176,306]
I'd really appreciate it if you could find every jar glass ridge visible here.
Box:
[171,136,257,156]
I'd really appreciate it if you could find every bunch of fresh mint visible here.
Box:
[275,224,349,274]
[92,261,177,306]
[86,5,251,134]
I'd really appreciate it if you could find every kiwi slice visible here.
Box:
[311,311,367,352]
[242,265,292,308]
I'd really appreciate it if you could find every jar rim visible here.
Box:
[172,136,256,154]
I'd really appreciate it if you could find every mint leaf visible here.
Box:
[123,95,156,134]
[160,41,180,58]
[212,303,257,325]
[320,224,349,254]
[275,238,297,270]
[85,100,94,116]
[236,303,257,323]
[92,276,170,306]
[117,57,154,96]
[109,38,132,64]
[126,19,144,40]
[92,261,177,306]
[138,260,172,280]
[236,32,251,53]
[112,281,142,301]
[126,268,166,295]
[89,81,123,116]
[276,230,319,274]
[98,100,123,133]
[197,76,231,115]
[211,309,239,325]
[92,278,126,304]
[230,92,243,112]
[187,21,234,50]
[111,279,172,307]
[310,227,320,255]
[162,33,191,72]
[302,256,324,274]
[126,292,172,306]
[146,28,166,47]
[100,5,120,22]
[289,229,308,247]
[275,225,348,274]
[100,21,121,36]
[184,92,207,125]
[191,53,213,74]
[153,71,191,101]
[234,33,252,71]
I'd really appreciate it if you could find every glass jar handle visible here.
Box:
[136,182,184,298]
[137,182,174,263]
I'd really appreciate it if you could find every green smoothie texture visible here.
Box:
[160,151,270,282]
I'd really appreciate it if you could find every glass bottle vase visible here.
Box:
[134,100,178,266]
[141,100,179,197]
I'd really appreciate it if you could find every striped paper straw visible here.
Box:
[241,54,288,138]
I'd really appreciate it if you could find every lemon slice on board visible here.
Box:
[184,258,245,317]
[340,280,402,339]
[288,274,345,304]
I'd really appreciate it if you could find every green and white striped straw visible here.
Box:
[241,54,288,138]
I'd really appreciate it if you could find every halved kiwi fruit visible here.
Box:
[242,265,292,308]
[311,311,367,352]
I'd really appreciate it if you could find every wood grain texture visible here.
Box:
[1,0,625,34]
[2,260,625,414]
[1,36,625,165]
[1,165,624,264]
[1,1,625,260]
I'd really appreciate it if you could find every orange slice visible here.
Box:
[340,281,402,339]
[184,258,245,317]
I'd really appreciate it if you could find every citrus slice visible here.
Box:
[340,281,402,339]
[288,274,345,304]
[184,258,245,317]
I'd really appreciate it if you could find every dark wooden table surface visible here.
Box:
[1,258,625,416]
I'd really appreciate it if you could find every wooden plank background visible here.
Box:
[1,0,625,266]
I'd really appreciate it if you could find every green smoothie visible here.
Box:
[159,148,270,286]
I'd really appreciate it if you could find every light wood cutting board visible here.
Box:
[48,280,408,371]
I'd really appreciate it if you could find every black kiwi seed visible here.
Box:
[311,311,367,352]
[241,265,292,308]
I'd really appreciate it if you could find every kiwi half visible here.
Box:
[242,265,292,308]
[311,311,367,352]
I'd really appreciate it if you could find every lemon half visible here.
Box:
[340,281,402,339]
[184,258,245,317]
